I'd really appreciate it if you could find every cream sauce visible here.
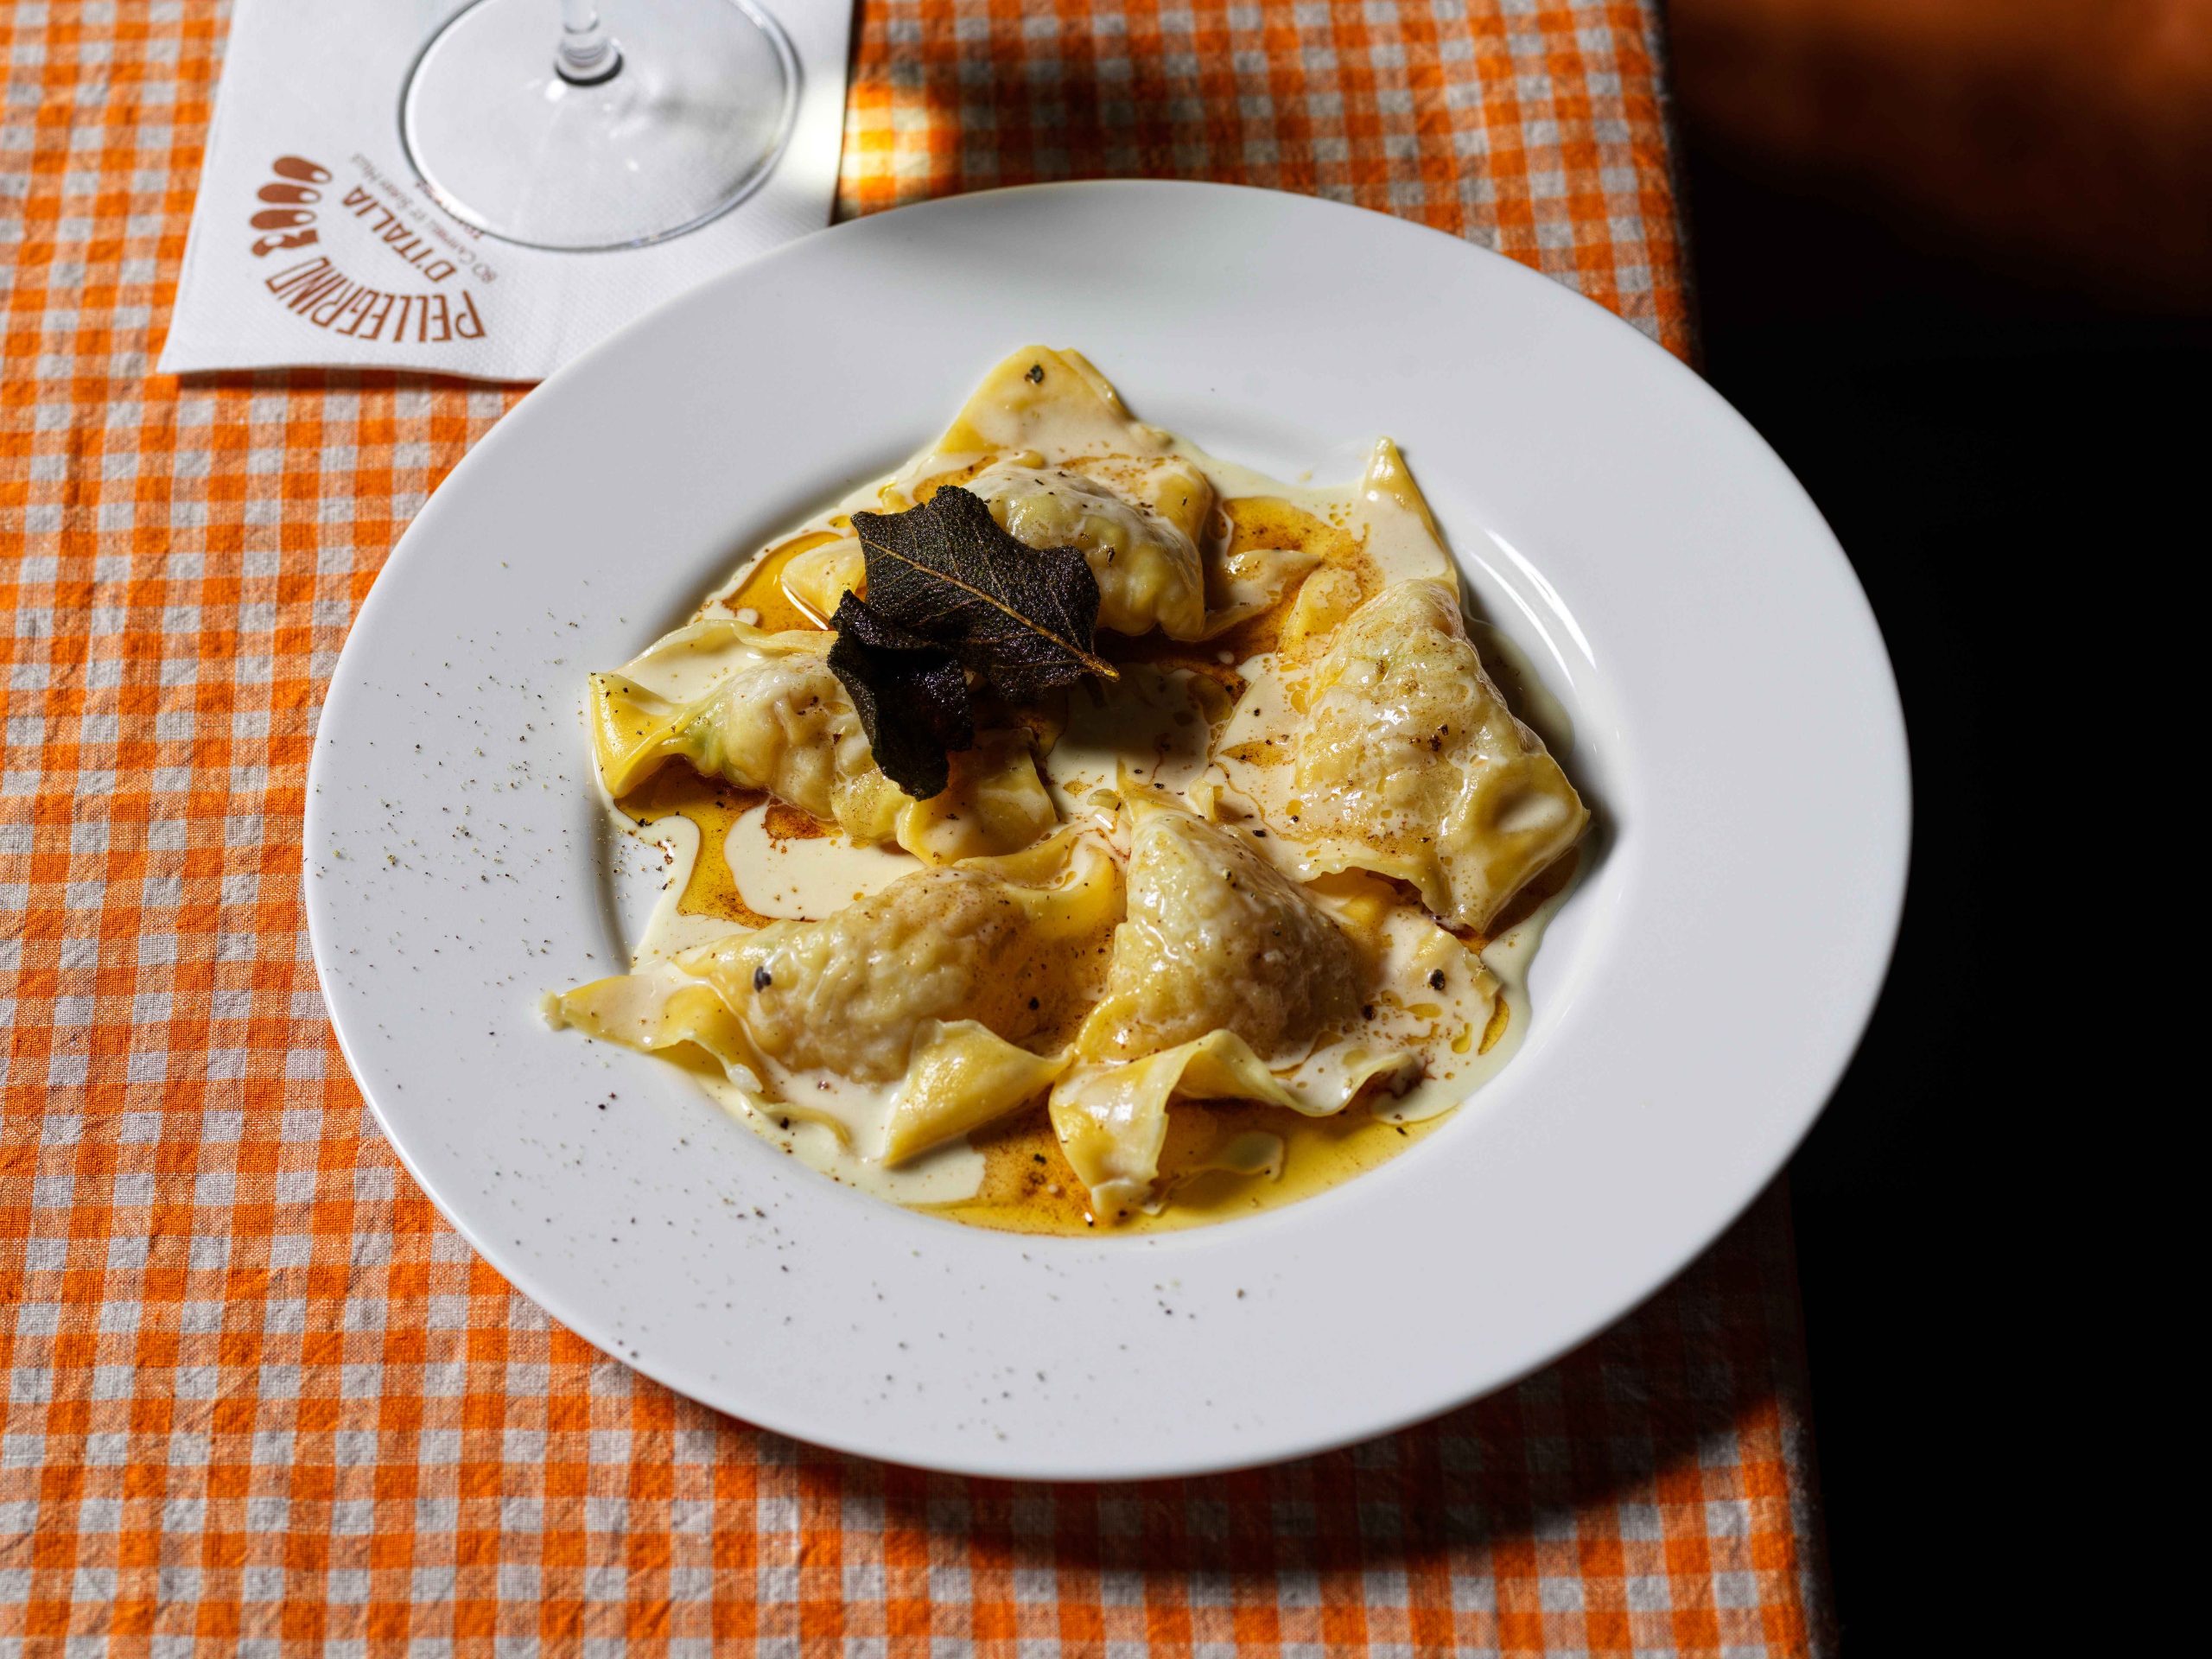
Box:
[721,800,913,919]
[1373,870,1576,1125]
[614,614,788,702]
[1044,665,1225,820]
[625,814,745,965]
[691,1072,988,1206]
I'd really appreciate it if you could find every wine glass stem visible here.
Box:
[557,0,621,85]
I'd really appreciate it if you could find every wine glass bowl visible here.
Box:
[399,0,798,252]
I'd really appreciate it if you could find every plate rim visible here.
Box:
[305,178,1910,1479]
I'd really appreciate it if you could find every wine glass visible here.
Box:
[400,0,798,252]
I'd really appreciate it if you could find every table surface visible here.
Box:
[0,2,1831,1652]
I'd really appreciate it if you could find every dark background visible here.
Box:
[1668,0,2201,1641]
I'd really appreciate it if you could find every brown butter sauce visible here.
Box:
[721,529,845,632]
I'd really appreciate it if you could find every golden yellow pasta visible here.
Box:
[1294,580,1588,933]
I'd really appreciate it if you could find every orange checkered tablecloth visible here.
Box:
[0,2,1831,1653]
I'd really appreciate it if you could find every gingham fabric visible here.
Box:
[0,2,1826,1653]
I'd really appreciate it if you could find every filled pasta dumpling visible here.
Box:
[589,619,1057,864]
[916,347,1324,643]
[590,621,861,805]
[1050,797,1421,1215]
[1076,796,1363,1064]
[966,460,1211,642]
[1293,581,1588,933]
[547,831,1122,1164]
[932,346,1163,461]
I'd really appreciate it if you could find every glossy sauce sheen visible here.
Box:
[616,768,773,930]
[936,1097,1451,1235]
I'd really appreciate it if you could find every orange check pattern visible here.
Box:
[0,1,1817,1654]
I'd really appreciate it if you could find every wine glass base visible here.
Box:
[400,0,798,252]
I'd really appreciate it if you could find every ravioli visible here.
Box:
[933,346,1166,462]
[783,455,1226,642]
[967,461,1211,641]
[589,619,1056,864]
[589,621,860,806]
[1047,798,1421,1216]
[1077,795,1363,1064]
[547,831,1121,1163]
[1293,580,1588,933]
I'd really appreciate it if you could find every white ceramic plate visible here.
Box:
[306,182,1907,1479]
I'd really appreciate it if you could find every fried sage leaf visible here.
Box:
[826,594,974,799]
[850,486,1118,702]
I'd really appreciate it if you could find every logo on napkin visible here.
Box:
[158,0,851,379]
[245,154,495,348]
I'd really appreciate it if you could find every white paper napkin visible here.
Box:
[158,0,850,382]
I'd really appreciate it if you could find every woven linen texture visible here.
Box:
[1,2,1821,1652]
